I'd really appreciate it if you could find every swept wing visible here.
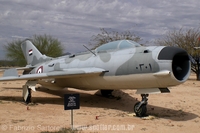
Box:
[0,67,107,81]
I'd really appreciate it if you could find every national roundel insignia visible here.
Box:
[36,66,43,73]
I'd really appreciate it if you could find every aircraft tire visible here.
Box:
[134,102,147,117]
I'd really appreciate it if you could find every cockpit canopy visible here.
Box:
[95,40,141,52]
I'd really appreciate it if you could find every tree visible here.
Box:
[4,39,25,66]
[89,28,142,49]
[155,27,200,80]
[4,34,63,66]
[32,35,63,57]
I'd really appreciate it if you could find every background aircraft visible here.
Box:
[0,40,191,117]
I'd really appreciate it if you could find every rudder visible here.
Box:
[21,40,52,66]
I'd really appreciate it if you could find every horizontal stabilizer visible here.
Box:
[0,66,35,72]
[16,66,35,70]
[3,68,18,77]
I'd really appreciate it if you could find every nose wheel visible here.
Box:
[134,94,149,117]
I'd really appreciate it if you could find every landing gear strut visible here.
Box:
[22,81,37,104]
[23,85,32,104]
[134,94,149,117]
[25,88,32,104]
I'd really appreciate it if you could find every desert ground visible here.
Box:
[0,71,200,133]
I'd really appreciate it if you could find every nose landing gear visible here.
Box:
[134,94,149,117]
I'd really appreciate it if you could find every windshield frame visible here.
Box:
[95,40,141,52]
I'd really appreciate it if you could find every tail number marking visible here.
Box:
[136,63,152,71]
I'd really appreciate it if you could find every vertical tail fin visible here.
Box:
[21,40,52,66]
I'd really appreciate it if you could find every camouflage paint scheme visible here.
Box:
[1,40,191,94]
[0,40,192,117]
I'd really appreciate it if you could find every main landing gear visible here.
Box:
[134,94,149,117]
[25,88,32,104]
[22,81,37,104]
[23,85,32,104]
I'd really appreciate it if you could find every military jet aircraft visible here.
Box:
[0,40,191,117]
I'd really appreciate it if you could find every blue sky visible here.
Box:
[0,0,199,59]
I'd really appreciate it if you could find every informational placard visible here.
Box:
[64,94,80,110]
[64,94,80,130]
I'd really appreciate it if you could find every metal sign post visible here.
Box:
[71,110,73,129]
[64,94,80,130]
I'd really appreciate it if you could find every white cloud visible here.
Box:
[0,0,199,59]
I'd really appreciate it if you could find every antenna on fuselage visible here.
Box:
[83,45,96,56]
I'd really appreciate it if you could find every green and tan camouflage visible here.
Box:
[0,40,191,116]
